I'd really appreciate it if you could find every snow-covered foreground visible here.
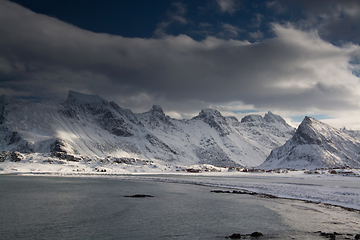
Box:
[1,159,360,212]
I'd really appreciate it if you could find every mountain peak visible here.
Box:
[302,116,313,124]
[143,105,166,118]
[240,114,263,123]
[193,109,229,136]
[264,111,288,125]
[66,91,106,104]
[296,116,334,145]
[240,111,289,126]
[195,109,223,119]
[261,116,360,169]
[150,105,164,114]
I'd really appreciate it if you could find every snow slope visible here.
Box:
[0,91,295,167]
[261,116,360,169]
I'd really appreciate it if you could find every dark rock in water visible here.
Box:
[227,232,263,239]
[317,231,352,240]
[211,190,231,193]
[124,194,154,198]
[320,232,336,239]
[355,234,360,239]
[228,233,242,239]
[232,190,258,195]
[250,232,263,237]
[211,190,258,195]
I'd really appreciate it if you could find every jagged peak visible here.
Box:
[65,91,107,104]
[144,105,166,117]
[302,116,312,122]
[192,108,229,136]
[240,114,263,123]
[240,111,288,125]
[194,108,224,119]
[294,116,345,145]
[151,105,164,113]
[264,111,287,125]
[298,116,320,130]
[298,116,330,130]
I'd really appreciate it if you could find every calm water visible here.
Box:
[0,175,315,239]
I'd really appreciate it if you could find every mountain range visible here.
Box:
[1,91,359,170]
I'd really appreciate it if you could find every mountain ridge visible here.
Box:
[0,91,296,167]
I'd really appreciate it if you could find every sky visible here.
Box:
[0,0,360,129]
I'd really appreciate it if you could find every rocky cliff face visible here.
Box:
[260,117,360,169]
[0,91,296,167]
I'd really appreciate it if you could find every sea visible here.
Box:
[0,175,349,240]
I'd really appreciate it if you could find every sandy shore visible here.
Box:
[261,197,360,239]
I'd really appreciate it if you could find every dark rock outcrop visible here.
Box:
[124,194,154,198]
[227,232,263,239]
[0,151,23,162]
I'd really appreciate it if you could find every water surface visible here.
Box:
[0,175,356,239]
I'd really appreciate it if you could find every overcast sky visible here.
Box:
[1,0,359,129]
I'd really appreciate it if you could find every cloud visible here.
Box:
[199,22,213,28]
[218,23,244,38]
[169,2,188,24]
[274,0,360,44]
[0,0,359,127]
[252,13,264,28]
[154,2,188,37]
[249,31,264,40]
[216,0,239,14]
[314,3,360,43]
[266,1,287,14]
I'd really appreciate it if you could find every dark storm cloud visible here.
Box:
[273,0,360,44]
[0,0,359,116]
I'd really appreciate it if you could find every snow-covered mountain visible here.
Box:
[260,116,360,169]
[0,91,295,167]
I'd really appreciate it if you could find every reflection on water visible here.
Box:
[0,175,352,239]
